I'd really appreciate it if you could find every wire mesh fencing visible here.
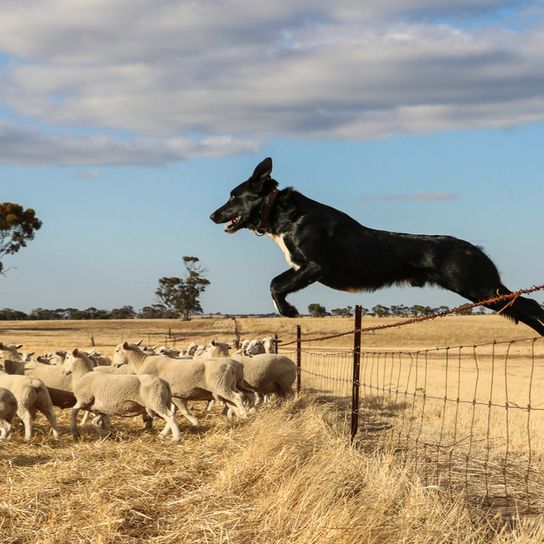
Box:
[282,284,544,514]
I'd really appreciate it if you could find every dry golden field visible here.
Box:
[1,315,544,543]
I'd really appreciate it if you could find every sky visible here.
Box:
[1,0,543,315]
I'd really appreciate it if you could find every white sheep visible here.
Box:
[262,336,280,354]
[0,387,17,440]
[0,366,59,441]
[113,342,249,427]
[232,353,297,404]
[87,350,112,366]
[63,349,180,441]
[245,339,266,356]
[0,342,23,362]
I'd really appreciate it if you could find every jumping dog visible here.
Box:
[210,157,544,335]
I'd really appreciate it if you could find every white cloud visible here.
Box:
[0,123,258,165]
[0,1,543,164]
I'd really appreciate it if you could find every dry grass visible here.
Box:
[2,397,543,544]
[1,316,544,542]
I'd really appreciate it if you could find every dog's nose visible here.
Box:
[209,212,216,222]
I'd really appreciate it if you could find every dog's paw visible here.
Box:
[281,303,299,318]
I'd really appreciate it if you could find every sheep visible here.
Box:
[201,340,230,358]
[63,349,180,441]
[184,343,199,356]
[38,351,67,366]
[113,342,249,427]
[87,350,112,367]
[232,353,297,404]
[23,359,76,408]
[0,387,17,440]
[245,339,266,356]
[262,336,280,354]
[0,366,59,441]
[0,342,23,362]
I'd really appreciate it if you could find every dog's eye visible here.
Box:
[229,195,237,202]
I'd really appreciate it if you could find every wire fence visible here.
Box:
[281,285,544,515]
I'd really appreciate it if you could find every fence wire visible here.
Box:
[284,284,544,514]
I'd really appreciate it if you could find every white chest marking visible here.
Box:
[267,233,300,270]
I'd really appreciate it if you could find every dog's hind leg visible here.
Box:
[485,286,544,336]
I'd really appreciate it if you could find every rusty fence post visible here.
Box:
[296,325,302,394]
[351,305,362,441]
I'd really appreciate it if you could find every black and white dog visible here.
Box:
[210,157,544,335]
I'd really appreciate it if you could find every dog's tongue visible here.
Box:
[225,215,240,232]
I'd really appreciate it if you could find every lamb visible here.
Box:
[201,340,230,358]
[245,339,266,356]
[0,387,17,440]
[24,359,76,408]
[262,336,280,354]
[0,366,59,441]
[38,351,67,366]
[63,349,180,441]
[232,353,297,403]
[113,342,249,427]
[87,350,112,367]
[0,342,23,362]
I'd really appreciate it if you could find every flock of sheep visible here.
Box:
[0,336,296,442]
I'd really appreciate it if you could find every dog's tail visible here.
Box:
[487,286,544,336]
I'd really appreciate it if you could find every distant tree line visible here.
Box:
[307,303,492,318]
[0,304,178,321]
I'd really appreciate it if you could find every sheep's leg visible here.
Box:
[0,420,11,440]
[92,415,111,437]
[155,407,180,442]
[80,411,91,425]
[39,406,60,439]
[18,410,34,442]
[70,404,82,440]
[172,398,199,426]
[143,411,154,431]
[206,399,215,412]
[254,392,264,406]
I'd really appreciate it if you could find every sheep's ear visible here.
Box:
[123,341,130,350]
[27,352,35,357]
[56,350,66,356]
[0,342,4,349]
[211,340,216,346]
[151,345,159,350]
[136,339,143,346]
[72,348,79,357]
[15,344,23,349]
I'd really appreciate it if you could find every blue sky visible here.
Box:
[1,1,543,314]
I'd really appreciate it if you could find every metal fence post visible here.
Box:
[296,324,302,393]
[351,305,362,441]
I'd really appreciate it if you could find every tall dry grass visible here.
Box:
[1,397,542,544]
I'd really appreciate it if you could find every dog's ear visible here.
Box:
[252,157,272,181]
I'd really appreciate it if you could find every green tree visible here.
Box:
[110,305,137,319]
[308,303,328,317]
[0,202,42,274]
[155,256,210,320]
[331,306,353,317]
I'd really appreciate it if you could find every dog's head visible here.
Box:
[210,157,278,233]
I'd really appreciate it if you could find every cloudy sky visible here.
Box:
[1,0,543,314]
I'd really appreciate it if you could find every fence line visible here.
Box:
[286,284,544,514]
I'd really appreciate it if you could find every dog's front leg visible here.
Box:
[270,263,323,317]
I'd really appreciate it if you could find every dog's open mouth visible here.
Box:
[225,215,242,233]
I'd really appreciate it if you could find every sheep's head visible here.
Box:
[63,348,93,374]
[113,341,141,367]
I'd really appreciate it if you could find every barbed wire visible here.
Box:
[282,283,544,346]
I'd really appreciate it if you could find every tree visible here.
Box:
[331,306,353,317]
[308,303,328,317]
[371,304,391,317]
[110,305,137,319]
[0,202,42,274]
[155,256,210,320]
